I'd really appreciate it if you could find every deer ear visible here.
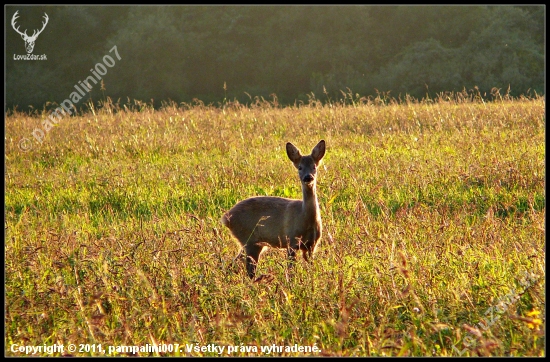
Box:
[311,140,325,163]
[286,142,302,165]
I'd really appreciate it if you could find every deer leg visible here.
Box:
[230,248,246,273]
[300,232,316,262]
[287,246,297,263]
[232,248,246,264]
[301,241,315,262]
[244,244,263,279]
[286,237,300,278]
[284,246,298,281]
[302,249,311,262]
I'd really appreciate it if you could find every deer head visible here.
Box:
[11,11,49,54]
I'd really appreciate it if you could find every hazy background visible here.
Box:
[5,5,545,109]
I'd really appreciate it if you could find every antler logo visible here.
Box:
[11,10,49,54]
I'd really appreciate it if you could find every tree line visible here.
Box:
[6,5,544,109]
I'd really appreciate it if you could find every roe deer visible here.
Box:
[221,140,326,279]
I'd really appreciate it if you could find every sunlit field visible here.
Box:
[5,93,545,356]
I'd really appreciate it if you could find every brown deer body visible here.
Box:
[221,140,326,278]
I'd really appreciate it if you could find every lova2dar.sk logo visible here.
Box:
[11,10,48,60]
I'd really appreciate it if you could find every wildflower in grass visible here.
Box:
[512,309,543,331]
[525,309,543,330]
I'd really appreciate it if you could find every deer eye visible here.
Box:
[298,165,303,170]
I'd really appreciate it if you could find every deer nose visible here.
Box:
[303,174,314,183]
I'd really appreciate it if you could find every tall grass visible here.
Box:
[5,93,545,356]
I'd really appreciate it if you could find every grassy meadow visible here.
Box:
[4,93,545,356]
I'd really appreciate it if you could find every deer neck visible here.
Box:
[301,181,319,217]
